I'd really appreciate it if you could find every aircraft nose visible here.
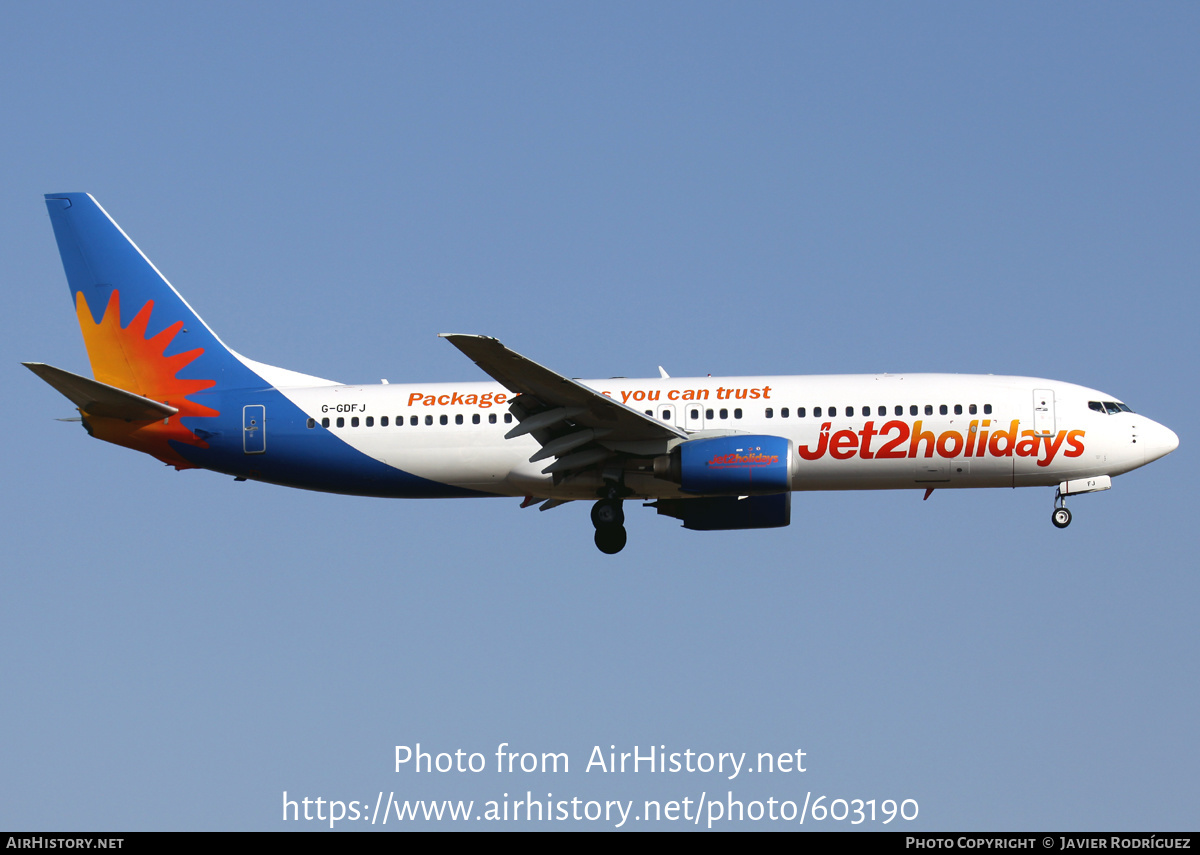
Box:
[1142,420,1179,465]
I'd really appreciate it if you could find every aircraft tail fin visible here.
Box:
[38,194,341,471]
[43,193,262,399]
[43,194,336,397]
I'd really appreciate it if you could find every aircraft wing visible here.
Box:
[440,334,686,482]
[24,362,179,420]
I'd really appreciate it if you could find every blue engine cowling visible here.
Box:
[675,434,793,495]
[652,493,791,530]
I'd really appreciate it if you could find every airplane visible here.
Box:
[26,193,1179,554]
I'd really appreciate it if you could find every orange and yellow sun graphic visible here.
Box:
[76,290,220,469]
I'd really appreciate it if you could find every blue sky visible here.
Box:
[2,2,1197,830]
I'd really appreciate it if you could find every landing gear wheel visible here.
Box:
[594,526,627,554]
[591,499,624,528]
[1052,506,1072,529]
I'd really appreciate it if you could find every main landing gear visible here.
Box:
[591,493,627,555]
[1051,489,1072,529]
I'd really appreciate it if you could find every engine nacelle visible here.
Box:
[658,434,793,495]
[652,493,791,530]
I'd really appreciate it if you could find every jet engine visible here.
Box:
[654,434,793,495]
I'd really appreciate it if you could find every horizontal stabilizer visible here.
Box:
[24,362,179,420]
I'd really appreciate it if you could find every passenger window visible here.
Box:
[440,415,448,425]
[489,413,497,424]
[719,408,728,419]
[411,415,419,426]
[425,415,432,425]
[953,405,962,415]
[321,417,330,428]
[878,405,887,416]
[829,406,837,417]
[706,409,714,419]
[910,405,918,416]
[690,408,699,419]
[306,418,315,429]
[366,416,374,427]
[734,408,742,419]
[984,404,992,415]
[351,416,360,427]
[925,405,933,416]
[455,414,463,425]
[337,417,345,428]
[814,407,822,418]
[895,405,903,416]
[381,416,388,427]
[473,414,480,424]
[781,407,790,418]
[969,404,977,415]
[939,405,947,416]
[797,407,806,418]
[765,408,773,418]
[504,414,513,423]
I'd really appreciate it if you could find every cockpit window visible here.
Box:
[1091,400,1135,415]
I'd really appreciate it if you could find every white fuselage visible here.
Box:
[278,373,1175,501]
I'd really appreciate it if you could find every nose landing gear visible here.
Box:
[1051,488,1072,529]
[591,494,627,554]
[1049,476,1111,529]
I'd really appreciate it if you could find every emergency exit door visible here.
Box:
[1033,390,1055,437]
[243,405,266,454]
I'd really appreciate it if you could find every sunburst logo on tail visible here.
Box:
[76,290,220,469]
